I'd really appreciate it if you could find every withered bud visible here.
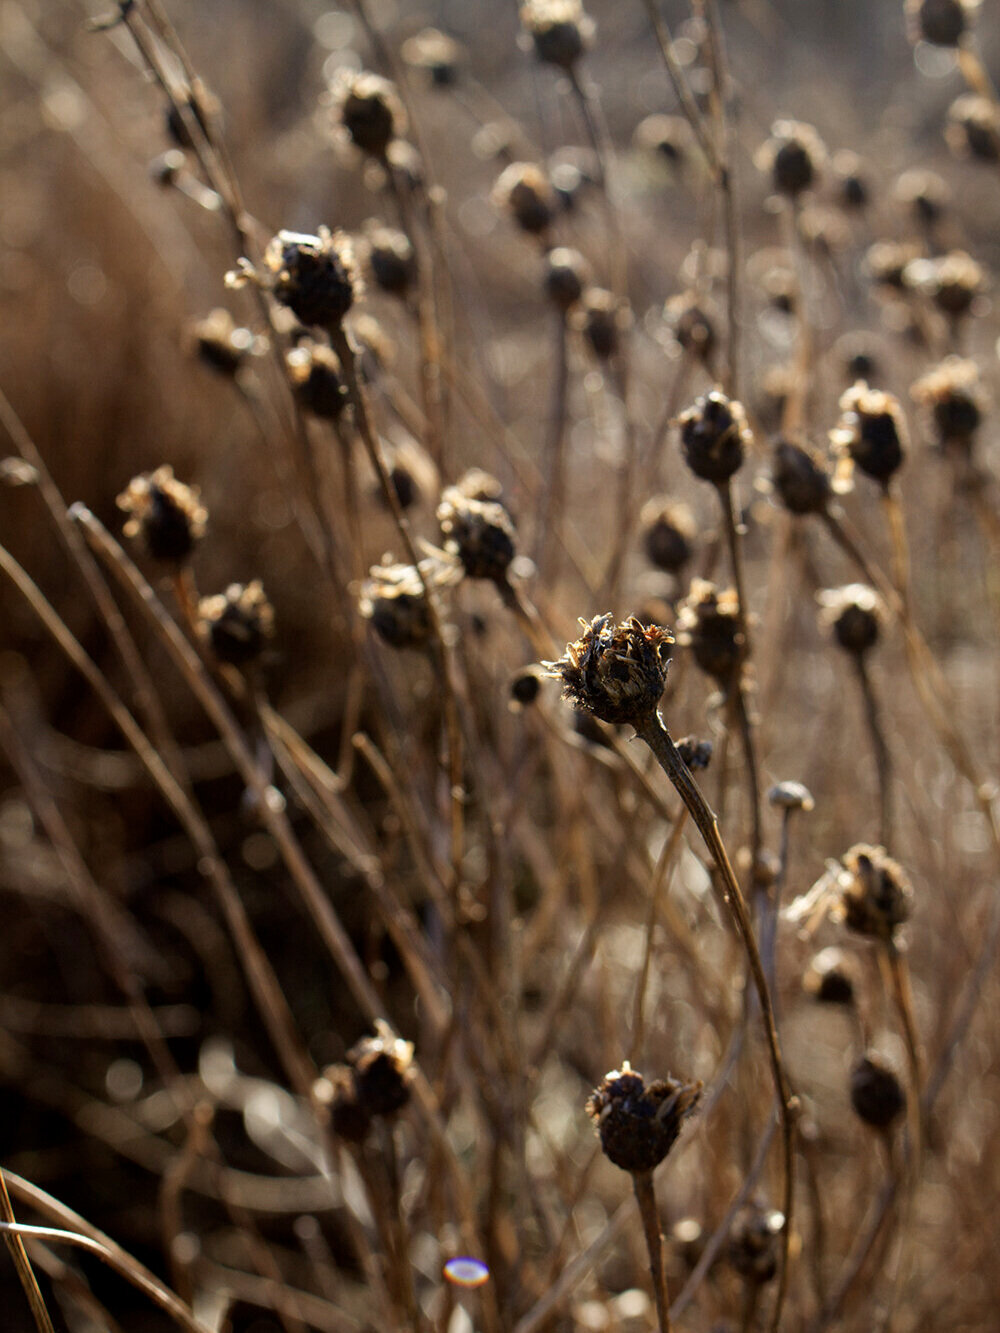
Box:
[359,555,460,650]
[832,150,869,210]
[768,780,815,812]
[837,844,913,943]
[865,239,922,292]
[228,229,359,333]
[286,340,348,420]
[831,383,907,486]
[640,497,695,575]
[665,292,717,364]
[520,0,595,69]
[437,474,517,583]
[400,27,463,87]
[346,1021,414,1117]
[911,357,984,448]
[676,579,742,683]
[727,1203,785,1285]
[189,309,255,377]
[586,1063,701,1174]
[510,665,543,707]
[756,119,827,197]
[362,223,416,298]
[947,94,1000,162]
[329,69,406,158]
[678,390,750,484]
[676,736,713,771]
[543,614,673,726]
[771,439,832,516]
[198,581,274,667]
[117,466,207,564]
[818,584,884,656]
[493,162,557,236]
[850,1054,905,1130]
[893,168,949,224]
[803,946,856,1005]
[905,0,978,47]
[574,287,630,360]
[544,246,590,311]
[905,250,984,319]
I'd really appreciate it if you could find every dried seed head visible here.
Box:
[544,614,673,726]
[329,68,406,157]
[837,844,913,942]
[640,497,695,575]
[633,113,691,168]
[665,292,717,365]
[586,1063,701,1174]
[832,150,869,210]
[510,665,543,707]
[836,333,881,385]
[676,736,714,771]
[893,168,949,224]
[905,0,978,46]
[362,223,417,298]
[520,0,595,69]
[905,250,984,319]
[401,27,463,87]
[803,946,856,1005]
[117,466,207,564]
[574,287,630,360]
[831,383,907,486]
[911,357,984,449]
[770,439,832,516]
[198,581,274,667]
[346,1021,414,1117]
[493,161,557,235]
[323,1065,372,1143]
[165,79,220,151]
[189,309,255,377]
[755,364,795,432]
[760,264,797,315]
[359,555,460,650]
[437,472,517,583]
[678,390,750,484]
[676,580,743,683]
[768,780,815,812]
[798,204,851,256]
[756,119,827,197]
[543,246,590,311]
[850,1053,905,1130]
[727,1203,785,1285]
[817,583,885,656]
[947,93,1000,162]
[866,239,922,293]
[229,228,360,333]
[286,340,348,420]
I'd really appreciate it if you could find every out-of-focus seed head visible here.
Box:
[850,1053,906,1130]
[835,333,881,385]
[678,390,750,484]
[117,465,207,564]
[670,1217,705,1269]
[640,497,695,575]
[633,113,692,169]
[911,357,985,450]
[165,79,220,151]
[665,292,717,366]
[756,119,827,198]
[818,583,885,656]
[831,383,907,486]
[586,1063,701,1174]
[198,581,274,668]
[771,439,832,515]
[544,614,673,726]
[346,1021,414,1117]
[493,161,557,236]
[510,665,543,707]
[832,150,869,210]
[803,946,857,1005]
[359,555,460,650]
[768,780,815,812]
[520,0,595,70]
[947,93,1000,162]
[574,287,630,360]
[229,228,360,333]
[286,340,348,420]
[189,309,256,378]
[437,471,517,583]
[544,246,590,311]
[836,844,913,942]
[361,223,417,299]
[866,239,923,292]
[893,168,949,225]
[727,1203,785,1285]
[905,250,984,319]
[905,0,978,47]
[760,264,797,315]
[676,736,714,771]
[755,364,794,433]
[322,1065,372,1143]
[329,68,406,158]
[676,579,743,683]
[401,27,463,87]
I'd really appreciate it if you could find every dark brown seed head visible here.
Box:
[510,665,543,707]
[634,113,691,168]
[676,579,743,683]
[906,0,977,47]
[256,228,360,332]
[831,383,907,485]
[665,292,717,364]
[359,556,460,650]
[286,340,348,420]
[323,1065,372,1143]
[803,946,856,1005]
[837,844,913,943]
[189,309,255,377]
[866,239,923,292]
[363,223,417,298]
[818,583,884,656]
[757,119,827,197]
[835,333,881,385]
[401,27,463,87]
[586,1063,701,1174]
[911,357,984,450]
[330,69,406,157]
[727,1202,785,1285]
[198,581,274,668]
[544,246,590,311]
[574,287,629,360]
[850,1053,905,1130]
[640,497,695,575]
[117,466,207,564]
[678,390,750,484]
[493,161,557,236]
[520,0,595,69]
[437,473,517,583]
[771,439,832,516]
[346,1022,414,1117]
[893,168,949,225]
[676,736,714,771]
[544,614,673,726]
[832,149,869,210]
[907,250,984,319]
[947,94,1000,162]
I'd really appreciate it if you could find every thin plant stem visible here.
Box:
[632,1171,671,1333]
[853,654,893,849]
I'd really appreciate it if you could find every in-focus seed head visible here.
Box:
[493,162,557,235]
[286,340,348,420]
[330,68,406,157]
[817,583,884,656]
[905,0,978,47]
[803,946,856,1005]
[676,579,743,683]
[520,0,595,69]
[837,843,914,943]
[198,581,274,668]
[676,736,714,771]
[544,246,590,311]
[768,780,815,812]
[359,555,460,650]
[756,119,827,197]
[363,223,417,298]
[727,1202,785,1285]
[850,1053,905,1130]
[117,465,207,564]
[233,228,360,333]
[665,291,717,365]
[893,168,949,224]
[911,357,984,449]
[771,439,832,516]
[189,308,255,377]
[640,497,695,575]
[586,1063,701,1174]
[947,94,1000,162]
[574,287,629,360]
[544,614,674,726]
[831,383,907,486]
[678,390,750,484]
[401,27,463,87]
[437,471,517,583]
[346,1021,414,1117]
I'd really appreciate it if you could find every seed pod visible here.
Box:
[198,581,274,667]
[586,1063,701,1174]
[520,0,595,70]
[803,946,856,1005]
[837,843,913,943]
[727,1203,784,1284]
[493,162,557,236]
[676,736,713,771]
[677,390,750,484]
[359,555,460,649]
[665,292,716,365]
[117,466,207,564]
[323,1065,372,1143]
[756,119,827,198]
[771,439,832,516]
[640,497,695,575]
[346,1022,414,1117]
[401,27,463,87]
[676,579,742,683]
[911,357,984,450]
[905,0,978,47]
[850,1053,905,1130]
[330,69,406,157]
[817,584,884,656]
[237,228,360,333]
[189,309,255,377]
[575,287,629,360]
[544,614,674,726]
[544,246,590,311]
[831,383,907,486]
[437,472,517,583]
[286,340,348,420]
[363,224,416,298]
[768,780,815,812]
[947,94,1000,162]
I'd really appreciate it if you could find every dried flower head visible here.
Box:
[574,287,630,360]
[835,333,881,385]
[727,1203,785,1285]
[832,149,869,210]
[360,555,460,650]
[493,161,557,236]
[586,1063,701,1174]
[228,228,360,333]
[437,472,517,583]
[893,168,949,224]
[905,0,978,46]
[198,581,274,668]
[850,1053,905,1130]
[401,27,463,87]
[676,580,743,683]
[189,308,255,377]
[817,584,885,656]
[911,357,985,449]
[639,498,694,575]
[322,1065,372,1143]
[770,439,833,515]
[756,119,827,197]
[676,736,714,771]
[117,466,207,564]
[905,250,984,319]
[362,223,416,298]
[665,292,717,365]
[831,383,907,486]
[520,0,595,69]
[837,844,913,942]
[633,113,691,168]
[544,614,673,726]
[768,780,815,812]
[803,946,856,1005]
[346,1021,414,1117]
[329,68,406,158]
[865,240,921,294]
[286,340,348,420]
[544,246,590,311]
[677,390,750,484]
[510,665,543,707]
[946,93,1000,162]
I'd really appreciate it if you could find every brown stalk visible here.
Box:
[632,1170,672,1333]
